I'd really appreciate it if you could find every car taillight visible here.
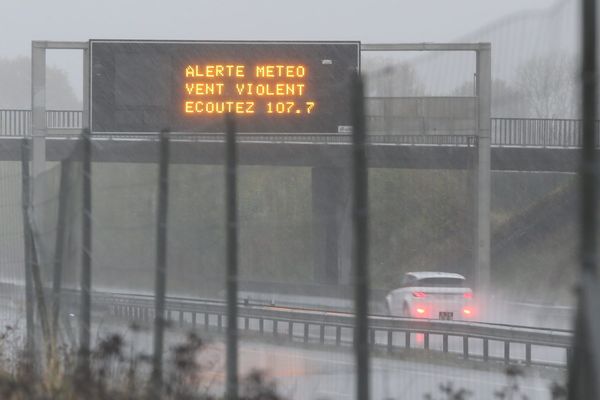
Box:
[412,291,426,298]
[462,307,473,316]
[416,307,426,315]
[463,292,473,299]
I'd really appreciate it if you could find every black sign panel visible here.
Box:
[90,40,360,133]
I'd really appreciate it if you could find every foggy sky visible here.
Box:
[0,0,571,102]
[1,0,560,58]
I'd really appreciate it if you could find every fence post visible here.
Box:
[351,72,370,400]
[568,0,600,397]
[51,160,70,350]
[22,139,52,362]
[151,130,170,395]
[30,224,50,347]
[20,138,35,359]
[78,128,92,376]
[225,114,239,400]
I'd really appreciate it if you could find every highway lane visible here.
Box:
[91,318,564,400]
[261,345,562,400]
[0,299,566,399]
[235,317,567,366]
[0,281,572,367]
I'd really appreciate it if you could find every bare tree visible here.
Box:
[451,79,524,117]
[363,58,426,97]
[515,53,578,118]
[0,56,81,109]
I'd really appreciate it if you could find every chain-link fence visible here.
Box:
[2,1,596,399]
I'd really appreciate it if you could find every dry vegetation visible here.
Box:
[0,325,282,400]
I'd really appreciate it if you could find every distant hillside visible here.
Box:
[490,179,578,305]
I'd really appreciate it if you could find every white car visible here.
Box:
[385,272,475,320]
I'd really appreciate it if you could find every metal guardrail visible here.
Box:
[80,290,571,367]
[1,109,598,148]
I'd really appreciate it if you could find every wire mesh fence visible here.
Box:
[7,115,481,399]
[2,89,573,399]
[0,160,26,332]
[1,1,596,398]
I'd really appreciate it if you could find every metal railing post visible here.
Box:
[77,129,92,376]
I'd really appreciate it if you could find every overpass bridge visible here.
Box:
[0,132,586,172]
[0,109,593,173]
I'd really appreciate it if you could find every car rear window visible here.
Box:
[415,277,465,287]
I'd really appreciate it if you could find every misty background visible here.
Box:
[0,0,583,309]
[0,2,586,397]
[0,0,579,118]
[0,0,582,308]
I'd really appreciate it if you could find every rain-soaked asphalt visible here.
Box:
[0,297,566,400]
[90,316,565,400]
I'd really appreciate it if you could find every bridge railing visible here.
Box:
[46,109,82,129]
[0,109,31,135]
[491,117,600,147]
[2,109,600,148]
[0,109,82,135]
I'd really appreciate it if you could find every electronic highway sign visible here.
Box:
[90,40,360,133]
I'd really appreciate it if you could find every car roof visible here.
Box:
[406,271,465,280]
